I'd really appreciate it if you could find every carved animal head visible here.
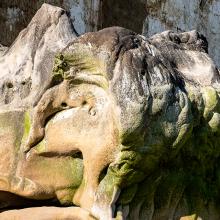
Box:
[1,26,220,220]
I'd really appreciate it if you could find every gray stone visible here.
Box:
[143,0,220,67]
[0,3,220,220]
[0,3,77,109]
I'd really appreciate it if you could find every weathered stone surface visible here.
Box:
[0,0,100,46]
[0,3,76,108]
[2,0,220,69]
[0,0,146,46]
[143,0,220,67]
[0,206,95,220]
[1,3,220,220]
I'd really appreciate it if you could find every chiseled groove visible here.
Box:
[37,150,83,159]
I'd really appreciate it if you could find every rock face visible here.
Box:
[143,0,220,67]
[2,0,220,68]
[0,0,100,46]
[0,3,76,108]
[1,3,220,220]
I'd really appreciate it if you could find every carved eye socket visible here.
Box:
[61,102,68,108]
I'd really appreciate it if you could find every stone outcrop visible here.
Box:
[143,0,220,67]
[1,3,220,220]
[0,3,76,108]
[0,0,100,46]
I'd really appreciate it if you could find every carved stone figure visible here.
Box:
[0,4,220,220]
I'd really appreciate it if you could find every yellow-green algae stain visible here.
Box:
[34,139,46,153]
[52,50,109,89]
[18,110,84,205]
[202,86,220,120]
[21,111,31,143]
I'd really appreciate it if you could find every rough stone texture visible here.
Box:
[0,0,100,46]
[0,3,76,108]
[0,0,147,46]
[2,0,220,69]
[143,0,220,67]
[1,3,220,220]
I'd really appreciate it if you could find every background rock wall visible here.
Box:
[143,0,220,68]
[98,0,146,34]
[1,0,220,66]
[0,0,100,45]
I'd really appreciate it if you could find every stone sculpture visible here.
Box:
[0,3,220,220]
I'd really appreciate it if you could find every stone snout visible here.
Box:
[23,79,121,217]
